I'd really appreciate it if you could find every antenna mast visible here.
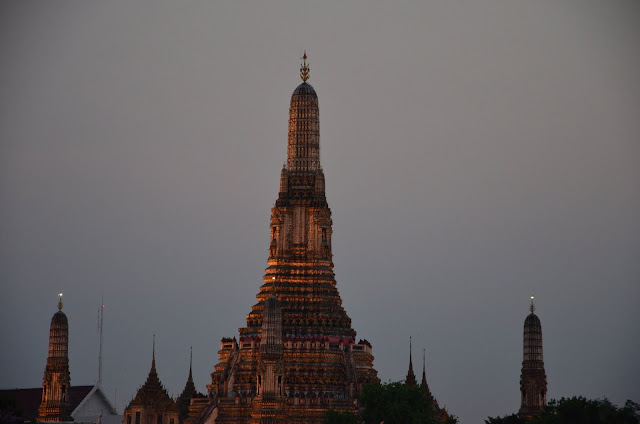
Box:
[98,296,104,384]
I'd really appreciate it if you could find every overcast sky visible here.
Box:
[1,2,639,423]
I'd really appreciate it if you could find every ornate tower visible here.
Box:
[519,297,547,417]
[208,53,378,424]
[38,294,73,423]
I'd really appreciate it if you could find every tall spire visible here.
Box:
[421,347,434,400]
[177,346,200,424]
[38,295,72,422]
[519,297,547,417]
[98,297,104,385]
[189,346,193,379]
[405,336,417,387]
[300,50,310,82]
[152,334,156,369]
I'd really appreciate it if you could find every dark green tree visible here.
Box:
[486,397,639,424]
[530,397,639,424]
[358,382,436,424]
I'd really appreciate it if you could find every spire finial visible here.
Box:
[409,336,413,364]
[423,348,426,373]
[530,295,535,313]
[189,346,193,378]
[300,51,310,82]
[152,334,156,365]
[58,293,63,311]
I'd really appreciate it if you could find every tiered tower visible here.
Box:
[519,296,547,417]
[208,53,379,424]
[38,294,73,423]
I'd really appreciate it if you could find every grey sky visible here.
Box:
[1,2,639,423]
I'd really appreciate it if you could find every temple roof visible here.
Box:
[177,348,201,422]
[405,337,417,387]
[127,342,176,411]
[421,349,433,399]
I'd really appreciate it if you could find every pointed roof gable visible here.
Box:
[405,337,417,387]
[421,348,433,399]
[177,347,202,422]
[127,340,176,411]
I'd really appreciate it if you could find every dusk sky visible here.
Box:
[1,2,639,423]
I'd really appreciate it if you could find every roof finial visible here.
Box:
[300,50,310,82]
[58,293,63,311]
[530,295,536,313]
[152,334,156,365]
[189,346,193,378]
[409,336,413,364]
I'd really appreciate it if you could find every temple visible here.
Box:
[519,296,547,418]
[196,53,379,424]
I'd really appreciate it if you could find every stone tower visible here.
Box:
[207,53,379,424]
[519,297,547,417]
[38,294,73,423]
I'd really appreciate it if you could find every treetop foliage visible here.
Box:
[485,396,639,424]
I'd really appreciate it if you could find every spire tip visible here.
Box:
[300,50,310,82]
[530,296,535,313]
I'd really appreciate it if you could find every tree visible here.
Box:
[486,397,639,424]
[530,397,640,424]
[358,382,436,424]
